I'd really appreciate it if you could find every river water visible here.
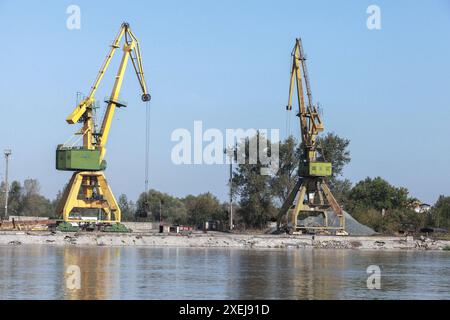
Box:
[0,245,449,299]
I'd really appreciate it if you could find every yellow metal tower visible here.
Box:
[278,38,346,235]
[56,22,150,224]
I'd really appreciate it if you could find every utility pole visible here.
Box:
[224,144,237,231]
[228,154,233,231]
[159,199,162,225]
[157,199,164,233]
[3,149,11,220]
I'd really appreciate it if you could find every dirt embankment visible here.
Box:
[1,231,449,251]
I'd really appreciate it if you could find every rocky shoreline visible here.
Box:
[1,231,449,251]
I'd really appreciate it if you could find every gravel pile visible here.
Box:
[299,210,376,236]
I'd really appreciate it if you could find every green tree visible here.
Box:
[118,194,135,222]
[23,179,40,196]
[430,195,450,229]
[316,132,352,202]
[232,133,276,229]
[354,208,383,232]
[329,178,352,204]
[382,208,427,234]
[316,132,351,179]
[0,180,23,216]
[136,189,187,224]
[14,179,53,217]
[270,133,351,206]
[270,136,300,205]
[347,177,410,213]
[345,177,425,234]
[183,192,224,227]
[50,189,64,218]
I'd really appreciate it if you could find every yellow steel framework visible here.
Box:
[57,22,150,223]
[278,38,346,235]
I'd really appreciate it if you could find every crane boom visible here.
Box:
[66,25,126,125]
[298,38,313,110]
[58,22,150,169]
[286,38,323,162]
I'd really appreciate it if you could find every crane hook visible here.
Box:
[142,93,151,102]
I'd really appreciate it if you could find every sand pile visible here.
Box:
[299,210,376,236]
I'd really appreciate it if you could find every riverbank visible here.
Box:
[1,231,449,250]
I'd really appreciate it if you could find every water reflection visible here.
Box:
[61,246,122,299]
[226,249,350,299]
[0,245,449,299]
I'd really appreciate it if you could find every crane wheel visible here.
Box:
[142,93,151,102]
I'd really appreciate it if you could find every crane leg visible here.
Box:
[57,171,121,223]
[277,178,302,224]
[96,173,120,222]
[291,183,307,229]
[278,176,346,234]
[56,172,78,217]
[320,180,345,231]
[58,172,84,221]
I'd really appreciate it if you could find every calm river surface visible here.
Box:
[0,245,449,299]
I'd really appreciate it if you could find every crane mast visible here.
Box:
[279,38,346,235]
[56,22,150,224]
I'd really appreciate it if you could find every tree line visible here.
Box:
[0,179,55,217]
[1,132,450,233]
[0,180,228,228]
[230,132,450,233]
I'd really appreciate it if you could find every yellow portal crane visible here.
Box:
[278,38,345,235]
[56,22,150,224]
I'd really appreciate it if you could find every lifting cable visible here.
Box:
[145,100,151,195]
[141,99,151,218]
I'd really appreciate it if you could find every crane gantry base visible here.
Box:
[57,171,121,223]
[278,176,346,235]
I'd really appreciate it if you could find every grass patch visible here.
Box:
[435,234,450,241]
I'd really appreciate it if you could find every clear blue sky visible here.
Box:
[0,0,449,205]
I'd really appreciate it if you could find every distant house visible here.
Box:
[409,200,431,213]
[414,203,431,214]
